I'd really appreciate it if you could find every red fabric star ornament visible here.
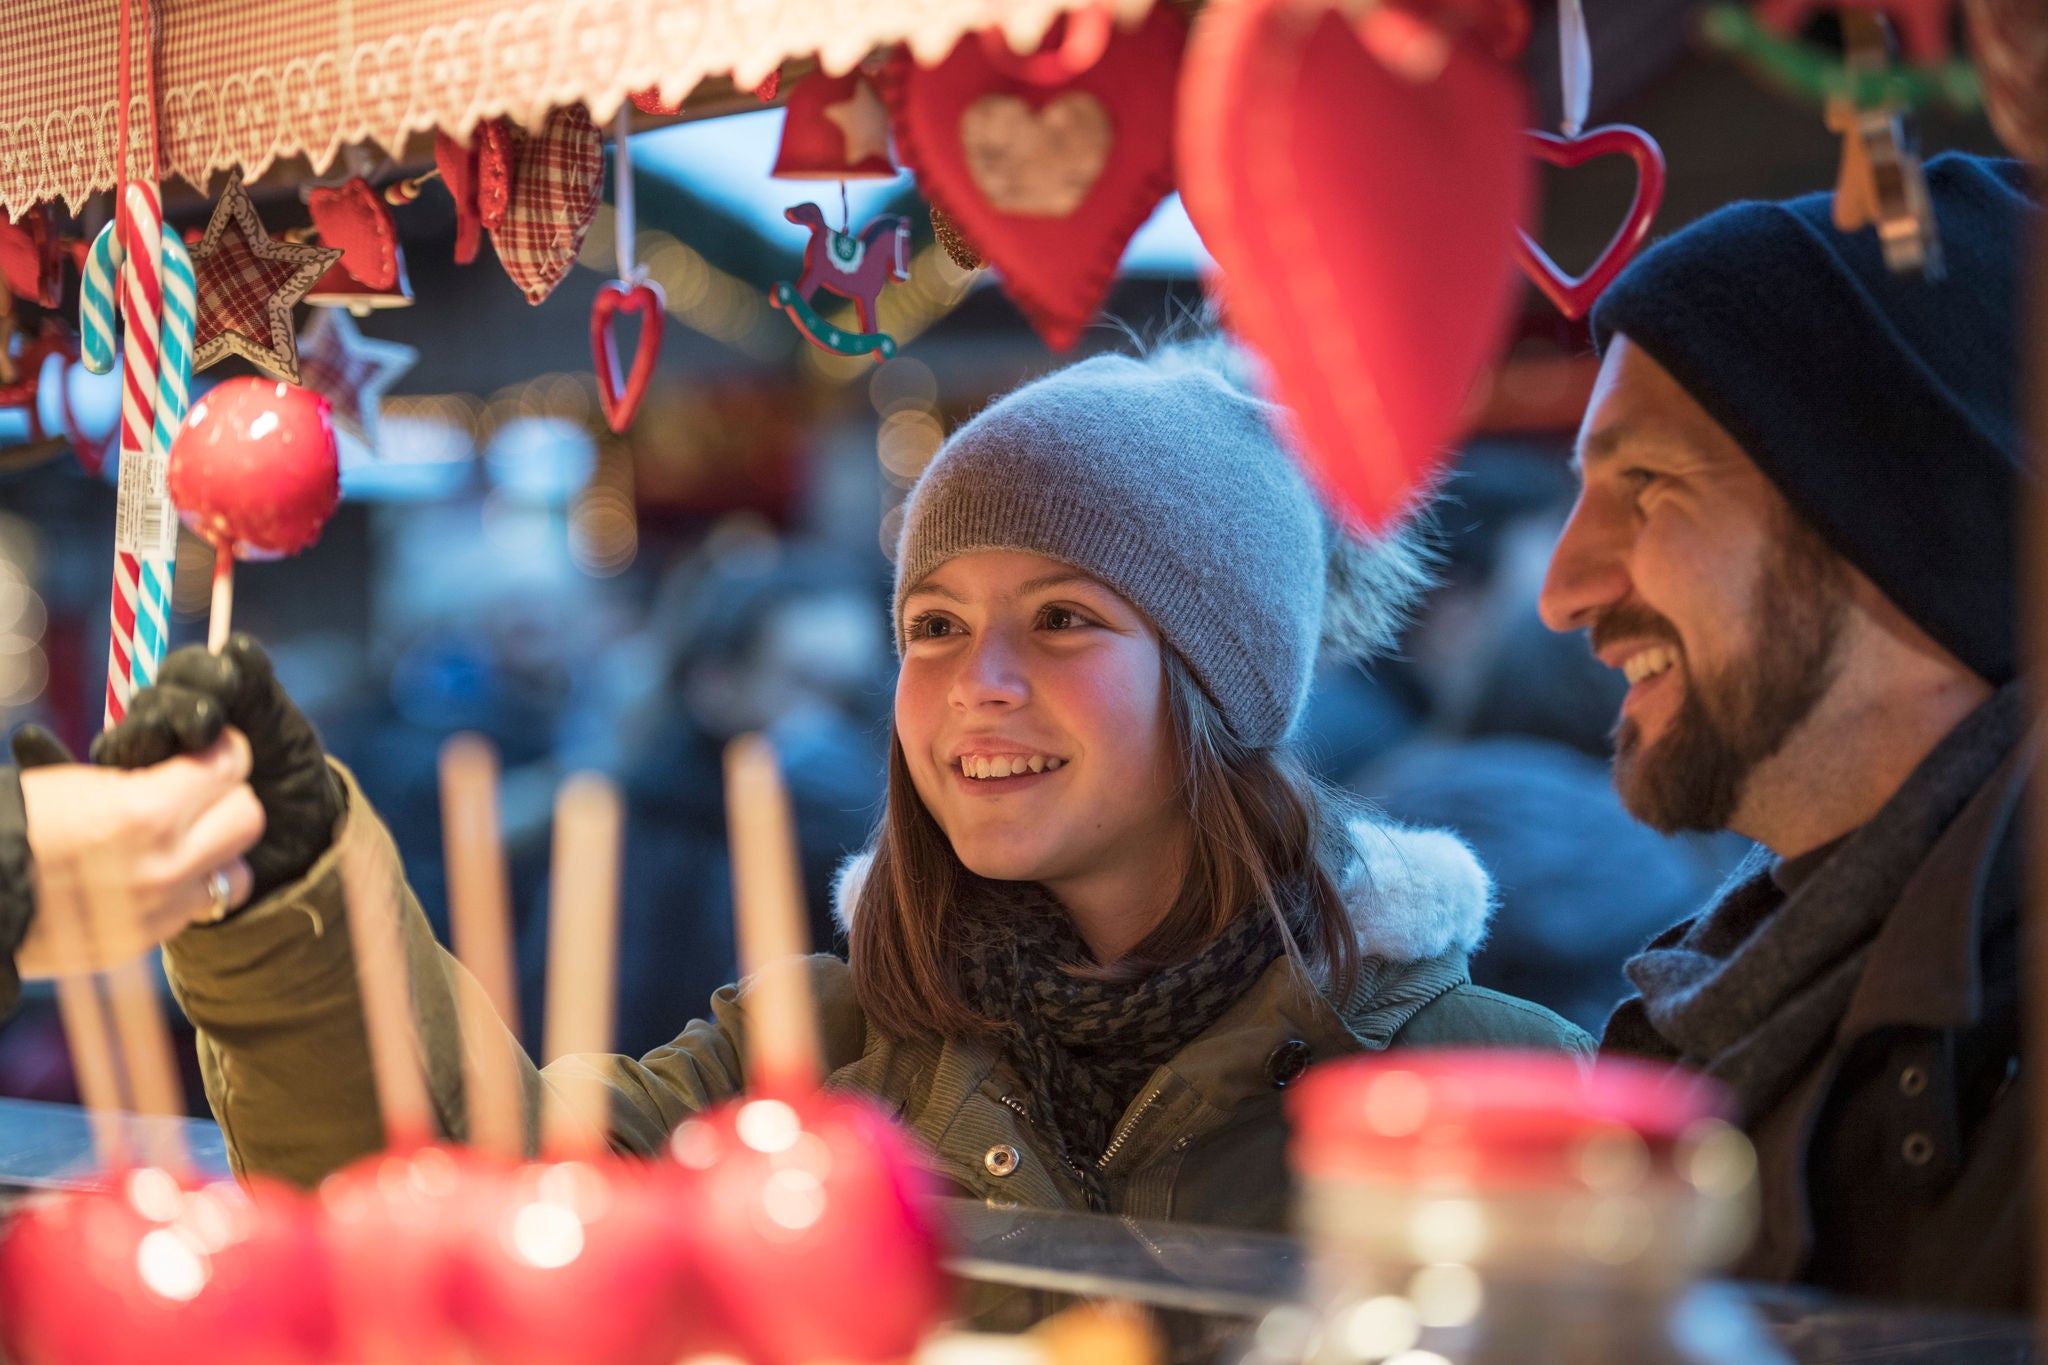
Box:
[297,306,417,449]
[191,172,342,384]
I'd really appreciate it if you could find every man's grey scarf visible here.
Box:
[957,879,1286,1211]
[1605,684,2026,1124]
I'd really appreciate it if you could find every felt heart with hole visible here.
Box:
[881,4,1186,350]
[592,279,665,433]
[1179,0,1532,532]
[1512,124,1665,320]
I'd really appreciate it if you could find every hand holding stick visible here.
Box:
[723,734,821,1097]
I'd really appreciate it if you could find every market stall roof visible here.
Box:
[0,0,1156,219]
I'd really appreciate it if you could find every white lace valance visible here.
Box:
[0,0,1153,219]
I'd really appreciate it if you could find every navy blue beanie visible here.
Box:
[1591,153,2037,684]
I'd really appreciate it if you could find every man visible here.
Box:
[1539,153,2036,1309]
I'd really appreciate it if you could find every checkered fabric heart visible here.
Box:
[491,104,603,304]
[192,172,341,383]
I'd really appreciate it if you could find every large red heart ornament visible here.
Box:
[881,6,1187,351]
[1511,124,1665,321]
[1179,0,1533,532]
[591,279,666,433]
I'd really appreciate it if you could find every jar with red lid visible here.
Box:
[1244,1050,1772,1365]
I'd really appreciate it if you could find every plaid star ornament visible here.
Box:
[298,306,416,449]
[191,171,342,383]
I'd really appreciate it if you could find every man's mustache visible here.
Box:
[1588,603,1683,656]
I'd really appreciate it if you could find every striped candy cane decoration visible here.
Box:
[81,221,121,376]
[131,231,195,688]
[102,181,173,726]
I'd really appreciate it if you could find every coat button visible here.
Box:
[1266,1039,1313,1088]
[984,1144,1021,1178]
[1898,1066,1928,1097]
[1902,1132,1935,1166]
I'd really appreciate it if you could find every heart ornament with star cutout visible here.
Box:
[880,6,1186,351]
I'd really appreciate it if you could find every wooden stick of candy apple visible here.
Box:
[340,828,437,1150]
[539,773,625,1154]
[722,733,822,1095]
[438,733,528,1156]
[101,955,189,1170]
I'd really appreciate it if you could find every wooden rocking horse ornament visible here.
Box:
[772,203,911,359]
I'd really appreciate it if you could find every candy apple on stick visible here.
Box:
[0,878,335,1365]
[669,735,950,1365]
[451,772,711,1365]
[166,377,340,653]
[318,828,478,1365]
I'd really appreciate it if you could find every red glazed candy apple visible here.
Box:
[449,1155,710,1365]
[167,377,340,560]
[319,1144,502,1365]
[672,1091,950,1365]
[0,1167,335,1365]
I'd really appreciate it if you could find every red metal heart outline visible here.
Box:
[591,279,665,433]
[1512,124,1666,320]
[976,5,1116,84]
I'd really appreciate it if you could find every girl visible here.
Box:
[61,342,1587,1226]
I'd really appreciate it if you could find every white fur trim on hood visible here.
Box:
[830,815,1493,966]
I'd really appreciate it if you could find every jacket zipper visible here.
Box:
[1097,1086,1163,1172]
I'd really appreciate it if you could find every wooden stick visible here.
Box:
[52,976,129,1169]
[540,773,623,1155]
[40,855,145,1162]
[102,953,187,1171]
[722,734,821,1097]
[206,548,232,654]
[340,831,435,1151]
[438,733,524,1156]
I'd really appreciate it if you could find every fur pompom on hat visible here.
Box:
[892,339,1433,747]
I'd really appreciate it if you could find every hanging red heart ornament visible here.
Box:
[1179,0,1533,532]
[1511,125,1666,320]
[591,279,665,433]
[881,5,1186,351]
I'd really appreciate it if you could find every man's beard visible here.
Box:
[1599,519,1851,834]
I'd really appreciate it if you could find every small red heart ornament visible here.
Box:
[591,279,666,433]
[307,178,400,291]
[1511,124,1666,321]
[1179,0,1533,532]
[881,6,1187,351]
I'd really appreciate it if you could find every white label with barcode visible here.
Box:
[113,444,179,559]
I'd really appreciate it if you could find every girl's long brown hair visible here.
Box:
[849,646,1365,1040]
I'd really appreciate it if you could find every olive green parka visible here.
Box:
[164,765,1589,1230]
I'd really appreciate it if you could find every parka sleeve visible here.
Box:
[0,765,29,1019]
[163,760,851,1186]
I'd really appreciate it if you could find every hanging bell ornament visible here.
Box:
[772,72,898,180]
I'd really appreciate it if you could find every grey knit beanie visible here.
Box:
[892,344,1433,747]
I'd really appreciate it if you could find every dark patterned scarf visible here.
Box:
[956,879,1287,1210]
[1606,684,2027,1124]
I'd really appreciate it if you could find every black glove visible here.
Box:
[93,634,344,903]
[10,726,76,770]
